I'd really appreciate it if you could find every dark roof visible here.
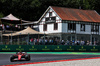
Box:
[51,6,100,23]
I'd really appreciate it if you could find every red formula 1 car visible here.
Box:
[10,52,30,62]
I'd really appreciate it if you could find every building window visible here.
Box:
[68,23,76,30]
[49,12,52,17]
[43,24,47,31]
[45,17,56,23]
[51,17,56,20]
[81,24,85,31]
[45,18,49,21]
[45,17,56,21]
[91,25,99,32]
[54,23,58,30]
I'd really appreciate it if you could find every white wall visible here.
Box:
[39,6,100,35]
[45,12,49,17]
[47,23,62,34]
[52,12,56,16]
[39,7,62,34]
[39,23,62,34]
[62,23,93,34]
[39,20,100,35]
[76,24,80,33]
[76,24,91,34]
[39,25,43,32]
[85,25,91,34]
[62,23,67,33]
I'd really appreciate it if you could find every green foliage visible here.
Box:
[0,0,100,21]
[0,12,4,18]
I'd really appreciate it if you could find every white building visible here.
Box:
[38,6,100,43]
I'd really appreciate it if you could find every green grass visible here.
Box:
[0,52,100,55]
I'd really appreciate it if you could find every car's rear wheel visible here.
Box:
[10,57,15,62]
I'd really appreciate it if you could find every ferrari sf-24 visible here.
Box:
[10,52,30,62]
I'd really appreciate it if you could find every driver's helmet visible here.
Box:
[22,52,26,54]
[18,52,22,54]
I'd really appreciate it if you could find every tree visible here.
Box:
[0,0,100,21]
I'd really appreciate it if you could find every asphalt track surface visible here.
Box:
[1,53,100,65]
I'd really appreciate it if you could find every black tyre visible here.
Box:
[10,56,15,62]
[25,55,30,61]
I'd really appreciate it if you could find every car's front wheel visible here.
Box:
[25,55,30,61]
